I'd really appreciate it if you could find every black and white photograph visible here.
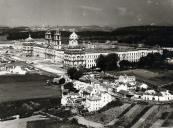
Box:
[0,0,173,128]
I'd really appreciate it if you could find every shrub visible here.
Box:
[67,67,83,80]
[59,78,65,84]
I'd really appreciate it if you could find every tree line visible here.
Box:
[137,50,173,69]
[96,50,173,71]
[96,53,119,71]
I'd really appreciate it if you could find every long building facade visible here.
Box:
[22,29,163,68]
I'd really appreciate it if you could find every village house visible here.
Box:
[85,91,113,112]
[61,73,173,113]
[116,84,128,92]
[133,90,173,101]
[114,75,137,92]
[116,75,136,84]
[61,78,114,112]
[73,81,91,90]
[139,83,148,90]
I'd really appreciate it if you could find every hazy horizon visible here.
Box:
[1,0,173,27]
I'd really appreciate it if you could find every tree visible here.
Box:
[59,78,65,84]
[119,60,132,69]
[100,117,105,122]
[96,54,106,71]
[64,82,74,90]
[138,53,163,68]
[96,53,119,71]
[151,53,163,67]
[67,67,83,80]
[19,103,33,118]
[105,53,119,70]
[63,82,78,93]
[162,49,173,60]
[67,67,76,79]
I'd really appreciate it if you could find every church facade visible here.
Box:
[32,29,64,63]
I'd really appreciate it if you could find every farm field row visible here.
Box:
[85,102,173,128]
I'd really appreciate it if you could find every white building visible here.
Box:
[13,41,23,50]
[85,92,113,112]
[117,75,136,83]
[116,84,128,92]
[116,49,162,62]
[73,81,91,90]
[140,83,148,89]
[133,90,173,101]
[11,66,26,75]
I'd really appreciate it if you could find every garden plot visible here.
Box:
[85,103,131,125]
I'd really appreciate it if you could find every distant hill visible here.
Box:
[113,25,173,35]
[4,25,173,47]
[0,35,7,41]
[112,25,173,47]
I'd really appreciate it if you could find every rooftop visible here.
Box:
[85,47,161,54]
[87,95,101,101]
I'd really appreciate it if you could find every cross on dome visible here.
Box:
[69,31,78,40]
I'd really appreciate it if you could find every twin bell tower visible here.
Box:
[45,28,62,49]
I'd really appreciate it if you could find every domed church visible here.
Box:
[23,28,163,69]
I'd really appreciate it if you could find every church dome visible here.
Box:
[69,32,78,40]
[25,34,33,41]
[54,29,60,35]
[54,31,60,35]
[45,30,51,35]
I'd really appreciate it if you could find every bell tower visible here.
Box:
[54,28,62,49]
[45,30,52,46]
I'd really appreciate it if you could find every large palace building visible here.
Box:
[22,29,162,68]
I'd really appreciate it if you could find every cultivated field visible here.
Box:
[0,74,61,103]
[85,103,173,128]
[85,103,131,125]
[162,112,173,127]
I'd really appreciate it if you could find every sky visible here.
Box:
[1,0,173,27]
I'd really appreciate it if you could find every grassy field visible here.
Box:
[116,69,173,86]
[27,119,86,128]
[0,74,61,103]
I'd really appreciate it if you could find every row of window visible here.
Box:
[86,55,100,59]
[87,59,95,63]
[86,64,96,68]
